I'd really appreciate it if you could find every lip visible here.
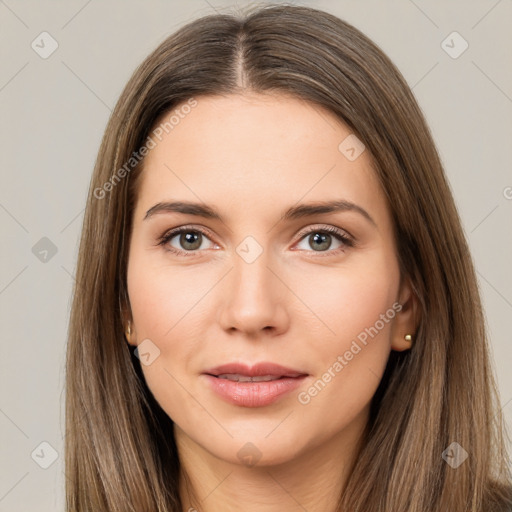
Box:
[202,362,309,408]
[203,362,307,378]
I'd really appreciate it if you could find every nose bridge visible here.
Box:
[233,244,272,298]
[232,241,276,308]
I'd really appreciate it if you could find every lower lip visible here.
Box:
[202,374,307,407]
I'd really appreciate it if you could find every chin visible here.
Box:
[201,430,308,468]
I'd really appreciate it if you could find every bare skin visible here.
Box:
[125,92,418,512]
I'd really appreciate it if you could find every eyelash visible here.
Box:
[156,224,355,258]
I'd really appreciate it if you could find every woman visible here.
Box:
[65,4,512,511]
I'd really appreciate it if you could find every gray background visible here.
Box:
[1,0,511,509]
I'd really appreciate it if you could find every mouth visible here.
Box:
[201,362,309,407]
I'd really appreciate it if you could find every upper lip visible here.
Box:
[203,362,308,378]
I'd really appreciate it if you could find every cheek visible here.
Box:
[292,255,399,350]
[126,256,212,420]
[127,252,212,340]
[293,256,399,421]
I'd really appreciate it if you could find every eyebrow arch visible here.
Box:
[144,199,377,227]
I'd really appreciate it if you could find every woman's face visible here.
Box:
[126,92,415,467]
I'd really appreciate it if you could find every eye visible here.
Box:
[157,224,355,257]
[293,225,354,255]
[157,225,217,256]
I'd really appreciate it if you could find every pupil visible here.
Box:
[181,232,201,250]
[311,232,330,251]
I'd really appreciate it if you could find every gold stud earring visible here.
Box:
[404,334,412,343]
[125,322,132,341]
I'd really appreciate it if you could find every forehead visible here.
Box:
[134,93,388,226]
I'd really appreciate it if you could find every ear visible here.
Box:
[391,277,420,352]
[124,319,138,347]
[120,299,137,347]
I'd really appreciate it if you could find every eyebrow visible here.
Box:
[144,200,377,227]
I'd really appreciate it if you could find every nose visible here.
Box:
[217,248,290,337]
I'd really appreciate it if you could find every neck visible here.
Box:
[176,407,369,512]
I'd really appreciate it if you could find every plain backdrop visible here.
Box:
[1,1,511,510]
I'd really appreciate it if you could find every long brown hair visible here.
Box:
[65,4,512,511]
